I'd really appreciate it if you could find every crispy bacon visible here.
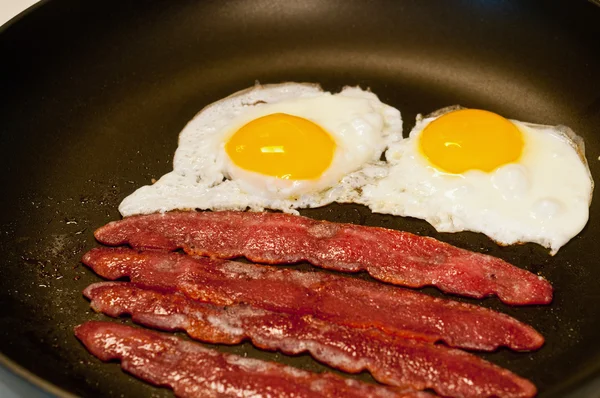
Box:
[82,247,544,352]
[75,321,432,398]
[84,282,537,398]
[94,211,552,305]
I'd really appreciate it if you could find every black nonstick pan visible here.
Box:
[1,0,599,397]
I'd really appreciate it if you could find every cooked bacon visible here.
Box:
[94,211,552,305]
[75,321,432,398]
[82,247,544,352]
[84,282,537,398]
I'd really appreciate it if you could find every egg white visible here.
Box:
[119,83,403,216]
[358,107,593,254]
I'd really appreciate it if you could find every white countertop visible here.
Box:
[0,0,40,27]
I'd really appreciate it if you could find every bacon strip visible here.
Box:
[82,247,544,352]
[84,282,537,398]
[75,321,428,398]
[94,211,552,305]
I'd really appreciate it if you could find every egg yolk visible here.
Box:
[419,109,524,174]
[225,113,336,180]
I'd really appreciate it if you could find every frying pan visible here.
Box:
[1,0,599,397]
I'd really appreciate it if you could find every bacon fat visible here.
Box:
[75,321,433,398]
[82,247,544,352]
[94,211,552,305]
[84,282,537,398]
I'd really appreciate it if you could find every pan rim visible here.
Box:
[1,3,80,396]
[1,1,599,397]
[0,353,76,398]
[0,0,48,34]
[0,0,74,395]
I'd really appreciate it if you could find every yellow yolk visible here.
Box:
[225,113,336,180]
[419,109,524,174]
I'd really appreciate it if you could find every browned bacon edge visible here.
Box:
[82,247,544,352]
[75,321,433,398]
[94,211,553,305]
[84,282,537,398]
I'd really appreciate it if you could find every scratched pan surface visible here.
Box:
[1,0,600,397]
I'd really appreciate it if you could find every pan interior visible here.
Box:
[0,1,599,397]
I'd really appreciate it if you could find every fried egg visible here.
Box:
[359,107,593,254]
[119,83,402,216]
